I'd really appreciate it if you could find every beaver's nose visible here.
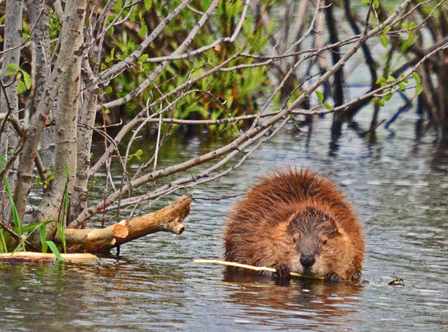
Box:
[300,255,316,269]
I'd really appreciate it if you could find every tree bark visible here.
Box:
[27,0,54,169]
[60,195,192,253]
[35,0,86,230]
[0,0,23,223]
[69,62,98,222]
[13,0,87,224]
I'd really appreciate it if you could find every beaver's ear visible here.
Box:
[322,217,341,236]
[287,212,299,234]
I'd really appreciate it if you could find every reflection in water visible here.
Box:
[223,271,363,329]
[2,102,448,330]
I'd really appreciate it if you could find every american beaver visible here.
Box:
[223,169,364,282]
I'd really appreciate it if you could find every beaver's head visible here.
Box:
[286,207,350,278]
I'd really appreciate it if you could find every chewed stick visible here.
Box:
[194,259,324,279]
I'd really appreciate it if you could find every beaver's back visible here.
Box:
[223,169,364,278]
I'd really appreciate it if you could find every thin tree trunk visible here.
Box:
[35,0,86,233]
[13,0,87,224]
[27,0,54,169]
[0,0,23,224]
[326,0,345,141]
[69,64,98,222]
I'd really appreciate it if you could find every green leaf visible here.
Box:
[398,82,406,91]
[401,33,414,52]
[21,70,31,89]
[387,75,395,83]
[17,80,26,94]
[130,8,136,22]
[315,90,324,102]
[361,0,370,4]
[412,72,421,85]
[46,241,63,261]
[134,149,143,161]
[139,54,148,63]
[105,86,113,94]
[139,23,148,38]
[373,0,379,9]
[385,93,393,101]
[380,34,389,48]
[383,26,391,33]
[415,85,423,96]
[7,63,19,70]
[4,70,17,77]
[376,77,387,86]
[323,103,333,110]
[144,0,152,10]
[377,99,385,107]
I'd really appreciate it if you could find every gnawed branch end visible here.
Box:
[57,195,192,253]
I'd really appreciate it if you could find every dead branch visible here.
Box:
[63,196,191,252]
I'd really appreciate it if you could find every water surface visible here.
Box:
[2,103,448,330]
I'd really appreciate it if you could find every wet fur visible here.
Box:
[223,169,364,280]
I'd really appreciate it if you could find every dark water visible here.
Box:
[2,96,448,330]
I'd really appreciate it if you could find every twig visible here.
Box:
[193,259,324,280]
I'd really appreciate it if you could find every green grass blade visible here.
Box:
[0,230,7,253]
[40,224,48,254]
[20,220,53,234]
[59,164,70,254]
[4,176,21,233]
[46,241,63,261]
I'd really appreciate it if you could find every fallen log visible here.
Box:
[55,223,129,251]
[59,195,192,253]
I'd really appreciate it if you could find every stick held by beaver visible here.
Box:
[224,169,364,282]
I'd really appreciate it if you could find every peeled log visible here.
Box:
[60,195,192,253]
[0,252,97,263]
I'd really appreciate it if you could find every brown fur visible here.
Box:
[223,168,364,280]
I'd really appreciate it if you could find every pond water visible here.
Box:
[2,101,448,330]
[2,77,448,329]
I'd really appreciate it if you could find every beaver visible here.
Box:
[223,169,364,282]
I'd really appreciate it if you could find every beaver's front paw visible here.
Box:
[325,272,341,283]
[274,264,291,279]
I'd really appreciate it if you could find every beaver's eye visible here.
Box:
[322,239,328,245]
[332,229,340,236]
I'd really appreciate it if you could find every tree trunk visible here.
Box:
[35,0,86,230]
[69,63,98,222]
[27,0,54,169]
[13,0,87,224]
[440,62,448,140]
[0,0,23,224]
